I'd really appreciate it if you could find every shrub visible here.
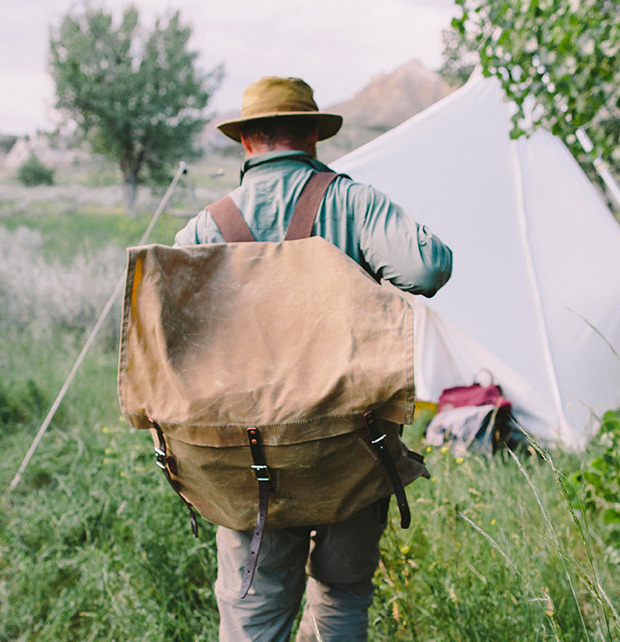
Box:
[0,134,18,153]
[17,154,55,186]
[571,409,620,553]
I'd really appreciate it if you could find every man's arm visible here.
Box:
[354,183,453,297]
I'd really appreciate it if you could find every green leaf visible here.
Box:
[603,507,620,525]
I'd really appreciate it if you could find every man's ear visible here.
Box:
[308,128,319,145]
[239,131,253,156]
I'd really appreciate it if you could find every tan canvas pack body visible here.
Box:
[117,172,429,593]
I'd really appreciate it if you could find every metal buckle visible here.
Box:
[251,464,270,482]
[154,446,167,469]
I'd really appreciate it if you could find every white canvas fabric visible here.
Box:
[333,76,620,449]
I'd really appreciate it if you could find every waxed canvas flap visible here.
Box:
[118,237,415,445]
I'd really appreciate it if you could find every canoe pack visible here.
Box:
[117,172,429,597]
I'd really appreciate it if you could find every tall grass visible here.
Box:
[369,433,620,641]
[1,210,618,642]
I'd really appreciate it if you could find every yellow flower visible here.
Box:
[400,545,410,555]
[425,446,432,453]
[456,457,464,464]
[441,446,448,454]
[491,519,497,525]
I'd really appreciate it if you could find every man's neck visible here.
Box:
[244,141,317,159]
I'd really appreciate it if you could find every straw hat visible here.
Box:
[216,76,343,143]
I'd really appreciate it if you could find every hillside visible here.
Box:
[320,60,454,161]
[200,60,454,163]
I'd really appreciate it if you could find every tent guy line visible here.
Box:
[5,163,191,496]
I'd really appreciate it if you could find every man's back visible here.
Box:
[175,150,451,298]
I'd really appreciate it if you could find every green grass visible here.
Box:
[2,334,618,642]
[0,209,185,263]
[370,440,620,641]
[1,203,619,641]
[0,328,219,642]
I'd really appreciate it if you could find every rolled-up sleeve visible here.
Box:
[174,213,200,246]
[356,184,452,297]
[174,208,226,246]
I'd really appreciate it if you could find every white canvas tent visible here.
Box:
[332,76,620,449]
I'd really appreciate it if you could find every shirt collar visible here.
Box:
[239,150,331,182]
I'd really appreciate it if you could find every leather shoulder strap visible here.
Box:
[285,172,339,241]
[207,171,338,243]
[208,196,255,243]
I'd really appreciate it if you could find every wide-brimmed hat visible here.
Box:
[216,76,343,143]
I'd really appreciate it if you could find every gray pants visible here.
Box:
[215,500,388,642]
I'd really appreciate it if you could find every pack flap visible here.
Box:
[118,238,415,440]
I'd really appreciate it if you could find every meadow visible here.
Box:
[1,166,619,641]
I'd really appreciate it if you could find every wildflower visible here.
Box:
[491,519,497,525]
[400,545,410,555]
[392,602,400,621]
[425,446,432,453]
[102,426,110,434]
[441,446,448,454]
[456,457,464,464]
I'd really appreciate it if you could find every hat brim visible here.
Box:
[216,111,343,143]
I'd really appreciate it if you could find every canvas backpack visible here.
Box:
[117,171,429,596]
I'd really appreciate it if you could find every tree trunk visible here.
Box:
[123,172,139,217]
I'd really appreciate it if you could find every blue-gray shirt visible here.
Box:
[175,150,452,297]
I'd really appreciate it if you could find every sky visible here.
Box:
[0,0,458,136]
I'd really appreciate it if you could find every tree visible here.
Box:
[49,5,222,213]
[444,0,619,202]
[17,154,55,186]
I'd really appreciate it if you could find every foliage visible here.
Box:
[439,26,478,87]
[0,226,124,342]
[446,0,619,193]
[571,410,620,553]
[370,436,620,642]
[48,5,222,213]
[0,134,18,154]
[0,336,219,642]
[17,153,55,186]
[1,209,182,263]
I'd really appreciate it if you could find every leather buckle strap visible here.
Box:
[363,411,411,529]
[240,427,271,599]
[149,418,199,538]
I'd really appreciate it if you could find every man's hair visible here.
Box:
[239,116,318,149]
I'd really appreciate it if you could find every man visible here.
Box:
[175,76,452,642]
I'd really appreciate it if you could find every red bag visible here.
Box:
[438,383,511,412]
